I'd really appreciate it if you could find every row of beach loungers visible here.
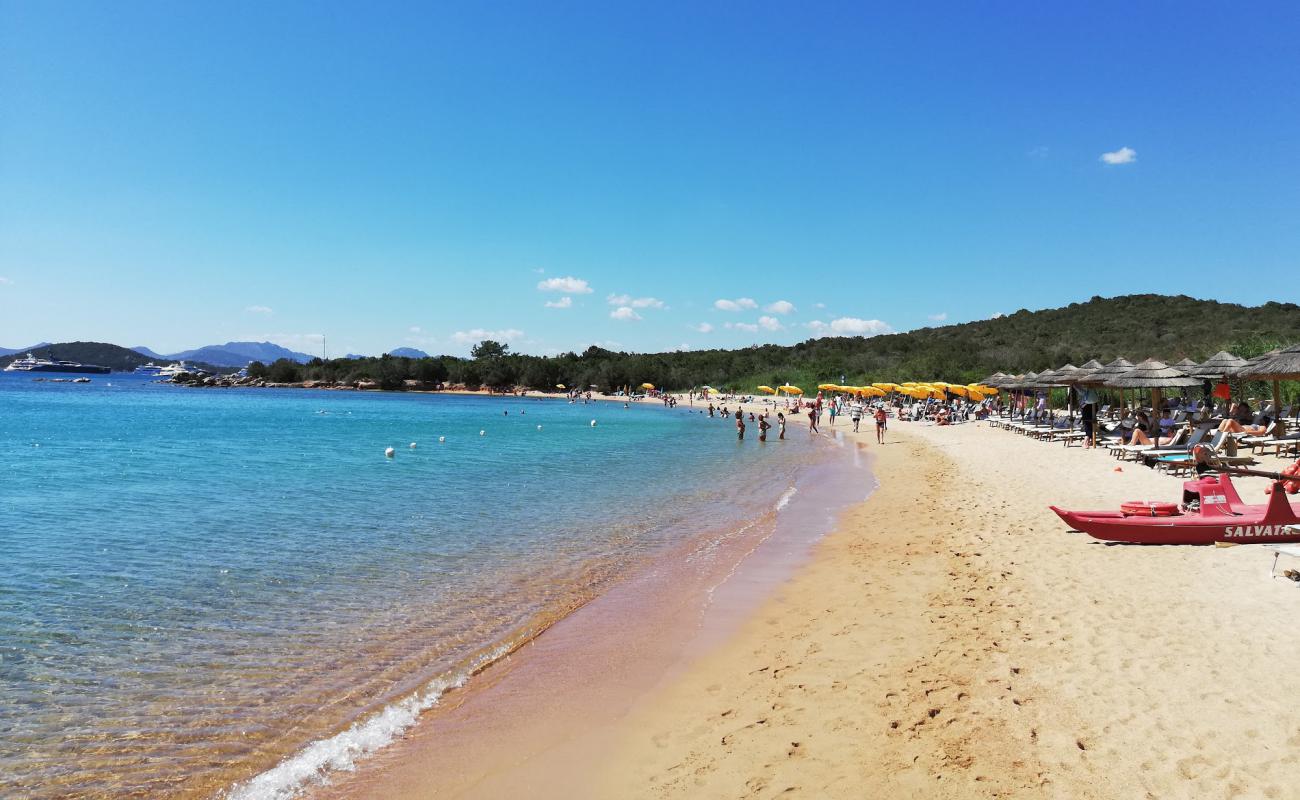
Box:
[988,405,1300,476]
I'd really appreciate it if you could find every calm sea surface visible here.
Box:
[0,375,845,798]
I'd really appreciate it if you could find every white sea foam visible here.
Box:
[775,486,797,511]
[224,642,513,800]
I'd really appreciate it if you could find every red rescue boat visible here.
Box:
[1050,472,1300,545]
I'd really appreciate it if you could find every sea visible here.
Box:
[0,374,870,799]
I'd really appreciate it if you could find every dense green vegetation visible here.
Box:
[240,295,1300,393]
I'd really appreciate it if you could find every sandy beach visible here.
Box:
[319,396,1300,800]
[595,405,1300,799]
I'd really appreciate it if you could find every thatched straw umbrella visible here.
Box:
[1236,344,1300,436]
[1080,357,1135,411]
[1105,359,1201,423]
[1190,351,1248,380]
[1173,358,1200,370]
[979,371,1010,386]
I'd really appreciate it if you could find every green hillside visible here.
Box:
[0,342,179,372]
[243,294,1299,392]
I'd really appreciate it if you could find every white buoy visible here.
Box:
[384,447,395,458]
[409,442,417,449]
[439,436,445,443]
[590,419,597,427]
[480,430,486,436]
[537,425,543,430]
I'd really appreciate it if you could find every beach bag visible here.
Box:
[1265,459,1300,495]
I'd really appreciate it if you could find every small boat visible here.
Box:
[1051,471,1300,545]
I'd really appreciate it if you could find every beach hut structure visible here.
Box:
[1237,344,1300,436]
[1104,359,1200,421]
[1173,358,1200,370]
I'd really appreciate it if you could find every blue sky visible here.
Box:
[2,2,1298,357]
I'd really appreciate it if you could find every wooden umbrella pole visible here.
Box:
[1275,379,1286,437]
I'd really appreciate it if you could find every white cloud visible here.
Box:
[725,321,760,333]
[452,328,524,345]
[692,322,714,333]
[607,293,664,309]
[610,306,642,321]
[928,312,948,322]
[532,267,546,274]
[814,302,826,309]
[0,276,12,285]
[544,296,572,309]
[1100,146,1137,165]
[764,300,795,315]
[758,316,783,331]
[674,343,692,352]
[245,305,273,314]
[409,326,422,333]
[806,318,893,337]
[714,297,757,312]
[537,276,593,294]
[991,311,1006,319]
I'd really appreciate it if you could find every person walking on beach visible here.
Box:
[777,412,786,440]
[828,401,838,427]
[735,410,746,440]
[808,407,819,434]
[850,403,863,432]
[874,405,888,443]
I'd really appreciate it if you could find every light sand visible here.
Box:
[598,411,1300,799]
[317,397,1300,799]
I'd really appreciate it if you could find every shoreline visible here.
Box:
[315,401,1300,799]
[222,399,870,800]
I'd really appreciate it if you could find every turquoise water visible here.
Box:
[0,375,835,798]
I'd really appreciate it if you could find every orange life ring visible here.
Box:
[1120,500,1180,517]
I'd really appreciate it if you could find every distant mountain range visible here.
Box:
[0,342,51,357]
[0,340,434,369]
[160,341,315,367]
[387,347,429,358]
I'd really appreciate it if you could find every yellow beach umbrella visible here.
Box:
[872,382,898,392]
[757,385,776,394]
[948,386,970,398]
[641,382,654,390]
[556,383,566,390]
[779,384,804,395]
[817,383,838,390]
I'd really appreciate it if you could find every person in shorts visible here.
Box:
[874,406,888,443]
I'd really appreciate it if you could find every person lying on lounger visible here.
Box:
[1129,415,1185,447]
[1217,416,1271,435]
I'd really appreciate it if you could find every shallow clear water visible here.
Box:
[0,375,831,798]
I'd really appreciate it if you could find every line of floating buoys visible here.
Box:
[385,447,395,458]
